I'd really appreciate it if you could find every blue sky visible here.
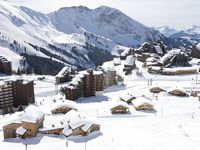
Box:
[9,0,200,30]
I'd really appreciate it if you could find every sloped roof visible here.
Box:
[110,101,129,109]
[62,125,73,137]
[69,118,84,129]
[125,55,135,66]
[21,105,45,123]
[56,67,71,77]
[51,100,78,112]
[16,126,27,136]
[61,109,81,124]
[120,94,135,102]
[131,97,154,108]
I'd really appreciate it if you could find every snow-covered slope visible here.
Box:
[0,1,127,72]
[0,1,169,74]
[48,6,168,47]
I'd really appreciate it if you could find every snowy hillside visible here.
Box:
[48,6,168,47]
[0,1,130,73]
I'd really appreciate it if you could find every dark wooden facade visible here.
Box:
[0,79,35,114]
[0,56,12,74]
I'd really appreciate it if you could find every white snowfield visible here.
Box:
[1,70,200,150]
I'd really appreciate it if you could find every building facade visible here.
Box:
[55,67,75,84]
[0,79,35,114]
[0,56,12,74]
[64,70,104,100]
[103,68,117,88]
[3,105,45,139]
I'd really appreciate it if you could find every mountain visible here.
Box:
[155,25,200,48]
[154,26,178,37]
[48,6,168,47]
[0,1,169,75]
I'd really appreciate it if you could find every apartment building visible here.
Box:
[64,70,104,100]
[0,79,35,114]
[0,56,12,74]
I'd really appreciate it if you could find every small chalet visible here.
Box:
[62,118,100,137]
[131,97,154,111]
[119,94,136,104]
[110,101,129,114]
[149,85,165,93]
[3,105,45,139]
[51,100,78,114]
[168,87,189,97]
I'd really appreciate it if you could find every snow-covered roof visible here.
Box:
[103,67,116,72]
[110,101,129,109]
[160,49,182,63]
[81,121,93,132]
[146,57,157,62]
[167,86,187,94]
[51,100,78,112]
[120,94,135,102]
[149,85,164,91]
[131,97,153,108]
[125,55,135,66]
[16,126,27,135]
[56,67,71,78]
[93,70,103,75]
[62,125,73,136]
[113,57,121,64]
[121,49,130,57]
[69,118,84,129]
[163,67,197,73]
[21,105,45,123]
[154,45,163,54]
[81,118,100,132]
[61,109,80,124]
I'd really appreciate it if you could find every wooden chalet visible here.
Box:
[110,101,129,114]
[132,97,154,111]
[168,87,189,97]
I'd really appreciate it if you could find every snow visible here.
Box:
[113,57,121,65]
[163,67,197,73]
[1,72,200,150]
[51,100,78,112]
[21,105,44,123]
[110,101,129,109]
[0,46,21,70]
[131,97,153,108]
[61,110,80,124]
[16,126,27,136]
[55,67,71,78]
[69,118,84,130]
[125,55,135,66]
[119,94,134,102]
[62,125,73,137]
[154,45,163,54]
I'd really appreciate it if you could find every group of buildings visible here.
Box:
[0,79,35,114]
[62,69,121,101]
[3,103,100,139]
[0,56,12,74]
[3,105,45,139]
